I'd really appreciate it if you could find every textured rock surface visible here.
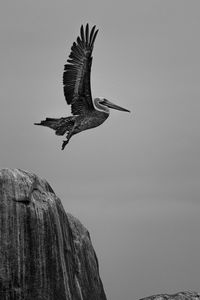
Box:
[0,168,107,300]
[139,291,200,300]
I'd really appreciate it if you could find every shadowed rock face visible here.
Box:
[139,291,200,300]
[0,168,107,300]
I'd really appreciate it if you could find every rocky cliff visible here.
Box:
[0,168,107,300]
[139,291,200,300]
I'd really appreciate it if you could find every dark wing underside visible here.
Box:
[63,24,98,115]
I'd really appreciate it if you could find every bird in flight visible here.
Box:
[35,24,130,150]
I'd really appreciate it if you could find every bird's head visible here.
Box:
[94,97,130,113]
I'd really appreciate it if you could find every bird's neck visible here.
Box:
[93,98,110,114]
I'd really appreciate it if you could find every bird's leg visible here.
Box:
[61,125,76,150]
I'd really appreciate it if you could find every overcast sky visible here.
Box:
[0,1,200,299]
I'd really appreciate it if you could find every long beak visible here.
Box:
[103,99,130,112]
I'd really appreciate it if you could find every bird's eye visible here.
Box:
[99,98,105,104]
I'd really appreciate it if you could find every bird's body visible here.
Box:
[35,24,130,149]
[74,109,109,134]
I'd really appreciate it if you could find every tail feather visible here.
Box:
[34,117,75,136]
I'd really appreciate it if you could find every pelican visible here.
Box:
[35,24,130,150]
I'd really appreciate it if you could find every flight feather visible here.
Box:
[63,24,98,115]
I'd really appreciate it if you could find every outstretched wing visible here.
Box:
[63,24,98,115]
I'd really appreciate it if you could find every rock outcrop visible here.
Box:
[139,291,200,300]
[0,168,107,300]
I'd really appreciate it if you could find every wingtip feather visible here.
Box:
[91,28,98,47]
[85,23,89,45]
[80,25,85,43]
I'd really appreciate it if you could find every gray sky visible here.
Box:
[1,1,200,299]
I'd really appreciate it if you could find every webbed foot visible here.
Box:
[61,139,69,150]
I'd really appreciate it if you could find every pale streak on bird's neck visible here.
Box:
[93,98,110,114]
